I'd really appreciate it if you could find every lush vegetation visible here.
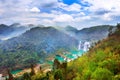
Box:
[0,50,40,75]
[0,26,78,74]
[67,24,120,80]
[4,24,120,80]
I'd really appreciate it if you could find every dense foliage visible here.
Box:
[67,24,120,80]
[0,26,78,73]
[0,50,39,75]
[10,24,120,80]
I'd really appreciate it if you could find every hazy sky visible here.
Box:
[0,0,120,29]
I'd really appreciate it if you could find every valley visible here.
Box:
[0,0,120,79]
[0,23,117,78]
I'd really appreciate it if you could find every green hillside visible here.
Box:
[7,24,120,80]
[67,24,120,80]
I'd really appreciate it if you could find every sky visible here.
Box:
[0,0,120,29]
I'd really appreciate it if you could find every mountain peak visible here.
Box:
[65,25,77,31]
[10,23,21,27]
[0,24,8,27]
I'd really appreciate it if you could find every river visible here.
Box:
[11,41,90,75]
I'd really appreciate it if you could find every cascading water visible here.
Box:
[83,41,90,52]
[78,41,82,50]
[78,41,90,52]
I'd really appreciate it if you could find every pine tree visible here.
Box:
[30,64,35,76]
[39,66,42,73]
[53,59,60,70]
[7,69,14,80]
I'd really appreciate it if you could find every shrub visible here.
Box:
[92,68,113,80]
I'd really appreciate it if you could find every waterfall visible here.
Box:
[83,41,90,52]
[78,41,82,50]
[78,41,91,52]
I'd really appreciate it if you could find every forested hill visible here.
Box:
[0,26,78,75]
[67,24,120,80]
[0,24,114,76]
[64,25,116,41]
[12,24,120,80]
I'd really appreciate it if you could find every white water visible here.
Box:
[78,41,82,50]
[83,41,90,52]
[78,41,90,52]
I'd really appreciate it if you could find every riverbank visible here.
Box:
[9,64,51,78]
[2,49,85,78]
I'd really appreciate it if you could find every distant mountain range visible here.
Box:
[0,23,116,73]
[0,23,32,40]
[0,24,14,36]
[0,23,116,41]
[0,27,78,53]
[64,25,116,42]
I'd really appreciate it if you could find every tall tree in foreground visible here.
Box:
[7,69,14,80]
[53,59,60,70]
[54,69,63,80]
[30,64,35,76]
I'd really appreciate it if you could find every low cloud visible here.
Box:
[30,7,40,13]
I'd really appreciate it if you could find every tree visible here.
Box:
[30,64,35,76]
[54,69,63,80]
[7,69,14,80]
[39,66,43,73]
[53,59,60,70]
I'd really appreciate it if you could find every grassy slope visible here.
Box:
[68,25,120,80]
